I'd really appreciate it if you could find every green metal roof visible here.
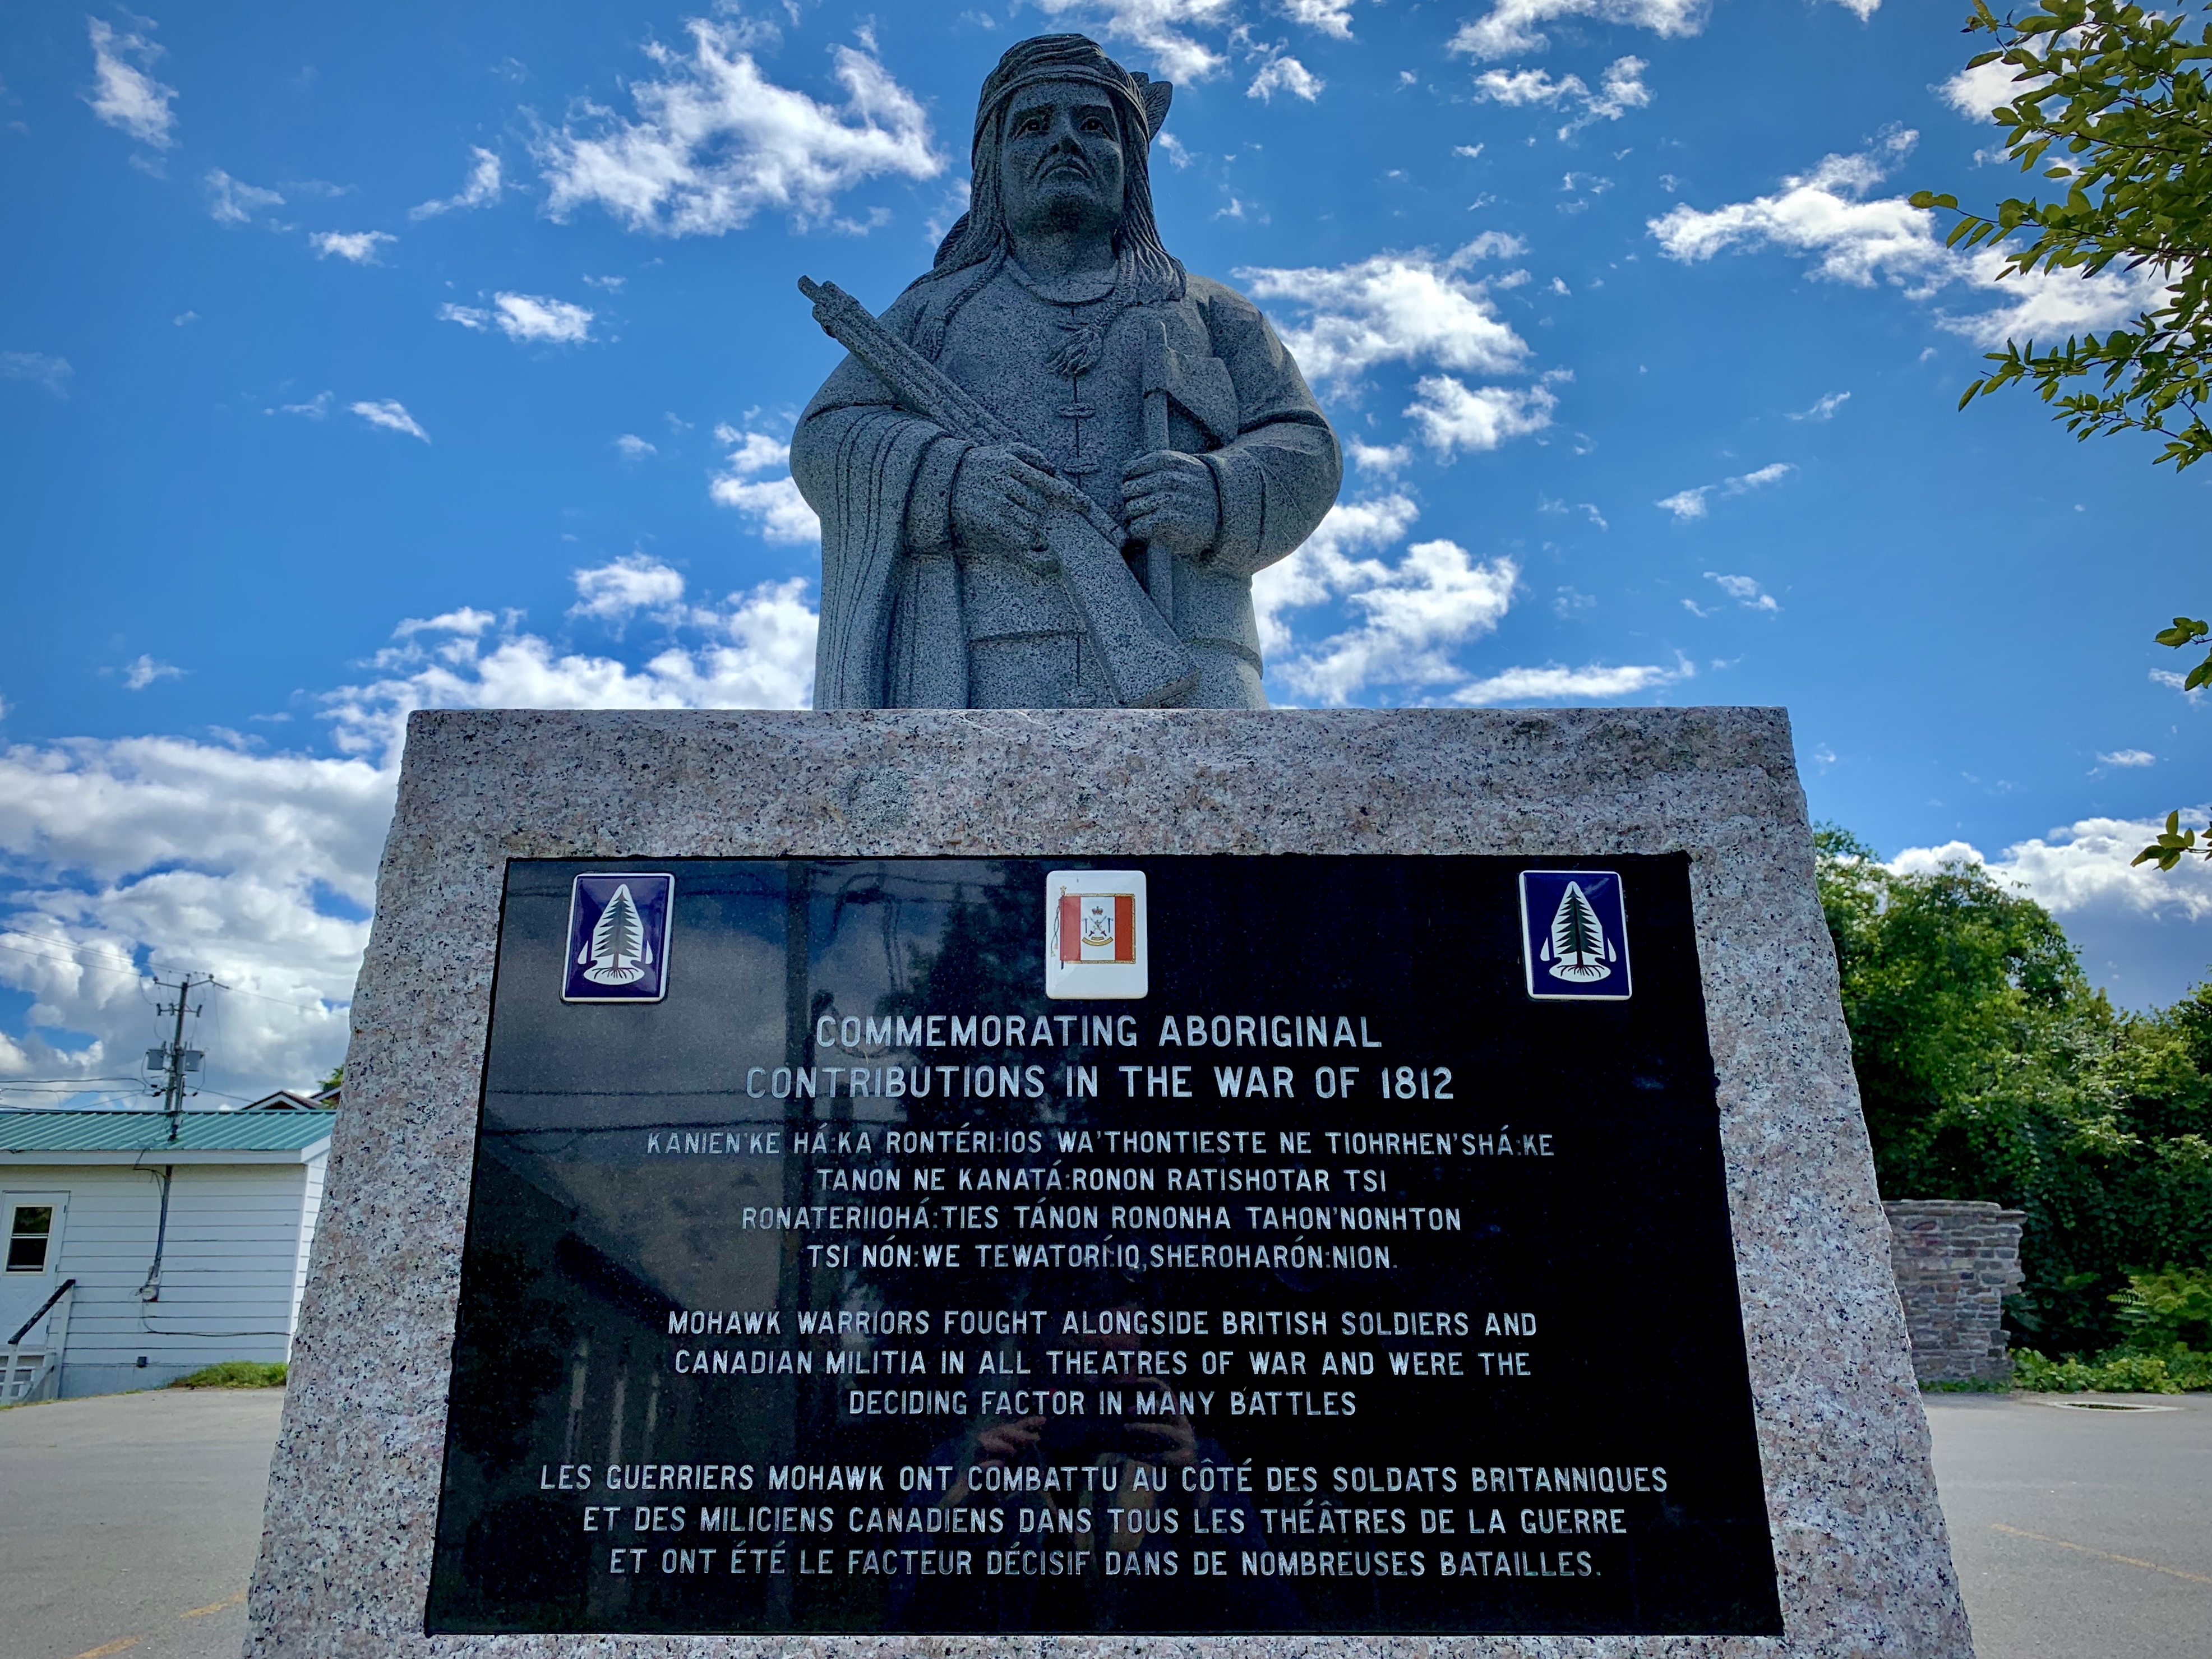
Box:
[0,1109,334,1155]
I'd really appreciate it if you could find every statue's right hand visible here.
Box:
[952,444,1059,559]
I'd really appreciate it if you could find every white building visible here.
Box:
[1,1102,333,1400]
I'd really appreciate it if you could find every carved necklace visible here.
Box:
[1006,257,1126,479]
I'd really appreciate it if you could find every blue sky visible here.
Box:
[6,0,2212,1103]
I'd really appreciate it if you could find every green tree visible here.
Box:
[1909,2,2212,866]
[1814,826,2212,1353]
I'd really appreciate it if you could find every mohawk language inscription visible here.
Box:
[424,854,1780,1637]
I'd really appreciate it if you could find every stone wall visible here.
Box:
[1884,1199,2028,1384]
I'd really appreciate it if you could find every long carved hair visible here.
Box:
[929,35,1186,313]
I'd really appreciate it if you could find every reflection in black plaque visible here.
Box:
[425,856,1781,1637]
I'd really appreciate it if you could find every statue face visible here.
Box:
[997,77,1126,242]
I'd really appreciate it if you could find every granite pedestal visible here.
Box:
[246,706,1974,1657]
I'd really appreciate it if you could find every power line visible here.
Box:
[0,1076,142,1087]
[0,934,346,1014]
[0,938,144,978]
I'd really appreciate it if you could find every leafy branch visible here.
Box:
[1916,4,2212,874]
[1909,1,2212,466]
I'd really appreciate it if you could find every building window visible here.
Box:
[7,1206,52,1272]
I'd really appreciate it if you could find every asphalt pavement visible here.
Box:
[1926,1389,2212,1658]
[3,1385,2208,1656]
[0,1388,283,1659]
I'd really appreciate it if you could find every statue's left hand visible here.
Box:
[1122,450,1219,559]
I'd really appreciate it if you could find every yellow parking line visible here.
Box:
[180,1590,247,1618]
[70,1640,140,1659]
[1992,1523,2212,1584]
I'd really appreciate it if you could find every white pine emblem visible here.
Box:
[1540,881,1615,984]
[579,883,653,986]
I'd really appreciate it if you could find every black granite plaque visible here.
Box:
[426,855,1780,1637]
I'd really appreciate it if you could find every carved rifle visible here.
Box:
[798,276,1199,709]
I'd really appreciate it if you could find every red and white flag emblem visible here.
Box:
[1059,893,1135,964]
[1045,871,1148,999]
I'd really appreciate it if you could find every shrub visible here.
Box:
[169,1360,287,1389]
[2112,1264,2212,1350]
[2012,1345,2212,1393]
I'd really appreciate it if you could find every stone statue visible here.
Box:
[794,33,1342,709]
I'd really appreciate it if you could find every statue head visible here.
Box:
[932,34,1184,302]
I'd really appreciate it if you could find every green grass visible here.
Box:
[169,1361,287,1389]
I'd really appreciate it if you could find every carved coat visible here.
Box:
[794,260,1340,709]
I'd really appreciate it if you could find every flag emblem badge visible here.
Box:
[561,873,675,1004]
[1518,870,1631,1001]
[1044,870,1148,1000]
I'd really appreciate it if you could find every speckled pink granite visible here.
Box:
[246,706,1973,1658]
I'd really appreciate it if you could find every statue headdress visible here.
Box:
[929,34,1185,308]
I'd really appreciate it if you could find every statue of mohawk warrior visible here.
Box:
[795,33,1341,710]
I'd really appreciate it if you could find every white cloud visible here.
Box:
[1346,438,1411,473]
[1249,56,1323,102]
[2,353,73,396]
[1649,131,2166,346]
[569,553,690,628]
[120,655,183,690]
[1403,374,1557,455]
[409,147,503,219]
[1941,57,2029,121]
[1788,390,1849,421]
[1658,462,1793,521]
[1728,461,1792,493]
[1540,497,1608,530]
[1235,239,1530,385]
[2097,748,2156,768]
[1278,541,1520,704]
[1648,131,1933,284]
[1704,571,1779,613]
[1027,0,1236,81]
[1278,0,1358,37]
[616,433,657,459]
[537,21,943,235]
[205,169,284,227]
[1449,0,1707,61]
[710,427,822,544]
[349,399,428,442]
[441,293,594,344]
[310,230,395,264]
[326,576,818,760]
[1941,251,2169,349]
[1827,0,1880,18]
[1474,55,1649,138]
[0,555,827,1098]
[1450,658,1684,703]
[85,18,177,149]
[496,293,592,343]
[0,735,387,1099]
[1252,491,1423,655]
[1890,816,2212,1008]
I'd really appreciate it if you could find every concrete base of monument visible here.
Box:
[245,708,1973,1658]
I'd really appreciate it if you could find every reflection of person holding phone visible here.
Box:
[887,1303,1296,1631]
